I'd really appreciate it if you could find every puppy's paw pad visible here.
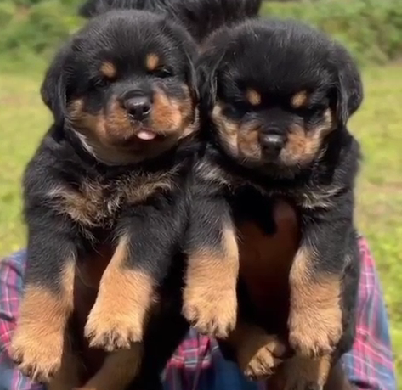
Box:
[183,288,237,338]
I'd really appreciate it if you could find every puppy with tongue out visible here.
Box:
[13,10,201,390]
[68,78,199,166]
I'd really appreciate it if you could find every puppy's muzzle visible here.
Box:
[123,91,152,121]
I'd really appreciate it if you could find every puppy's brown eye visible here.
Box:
[223,102,247,119]
[95,77,113,88]
[153,67,173,78]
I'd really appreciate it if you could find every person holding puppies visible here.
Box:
[0,209,396,389]
[0,0,396,390]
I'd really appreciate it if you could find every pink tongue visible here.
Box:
[137,130,156,140]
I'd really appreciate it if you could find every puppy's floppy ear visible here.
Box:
[196,48,224,111]
[40,43,72,124]
[333,45,364,128]
[184,52,200,104]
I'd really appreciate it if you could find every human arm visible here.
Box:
[0,251,44,390]
[340,237,396,390]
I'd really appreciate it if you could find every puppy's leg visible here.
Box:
[269,354,332,390]
[288,202,358,358]
[287,193,359,388]
[85,199,182,351]
[226,319,287,379]
[183,196,239,338]
[77,346,143,390]
[10,213,79,382]
[48,348,83,390]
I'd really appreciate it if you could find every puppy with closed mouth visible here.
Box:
[10,9,200,390]
[194,17,363,389]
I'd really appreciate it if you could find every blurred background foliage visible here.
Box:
[0,0,401,386]
[0,0,402,70]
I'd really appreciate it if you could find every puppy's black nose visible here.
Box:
[261,134,285,151]
[124,95,151,121]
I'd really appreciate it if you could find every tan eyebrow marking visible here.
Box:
[246,89,262,106]
[145,54,160,71]
[100,62,117,79]
[291,91,309,108]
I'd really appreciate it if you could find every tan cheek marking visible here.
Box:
[237,125,262,159]
[68,99,107,141]
[212,104,239,154]
[145,54,160,71]
[281,124,322,166]
[291,91,309,108]
[246,89,261,106]
[151,90,182,132]
[100,62,117,79]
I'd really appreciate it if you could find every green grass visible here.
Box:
[0,66,401,386]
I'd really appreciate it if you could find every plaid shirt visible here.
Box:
[0,238,396,390]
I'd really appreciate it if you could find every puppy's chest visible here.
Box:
[48,171,176,227]
[201,162,341,210]
[267,183,343,210]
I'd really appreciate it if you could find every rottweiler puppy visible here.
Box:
[10,9,200,390]
[78,0,262,44]
[193,17,363,389]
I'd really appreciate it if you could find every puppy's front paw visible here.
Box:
[288,305,342,357]
[10,326,64,382]
[183,286,237,338]
[85,299,146,351]
[237,330,286,380]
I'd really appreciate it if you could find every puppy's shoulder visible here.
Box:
[322,129,361,187]
[23,124,83,199]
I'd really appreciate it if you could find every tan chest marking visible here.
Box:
[47,172,176,226]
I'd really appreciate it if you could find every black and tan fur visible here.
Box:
[10,1,264,389]
[10,9,199,390]
[193,17,363,390]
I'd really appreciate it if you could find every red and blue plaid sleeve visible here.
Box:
[0,250,43,390]
[341,238,396,390]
